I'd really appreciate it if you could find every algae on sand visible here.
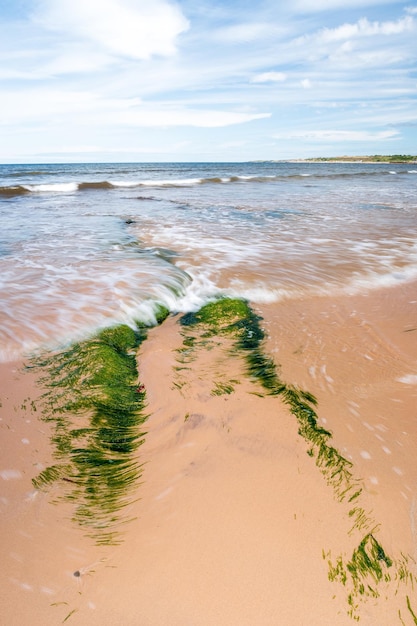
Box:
[179,296,416,620]
[27,295,416,609]
[179,298,358,501]
[29,324,148,545]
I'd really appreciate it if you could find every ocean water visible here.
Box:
[1,161,416,361]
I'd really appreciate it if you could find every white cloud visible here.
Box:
[0,89,144,125]
[33,0,189,59]
[34,145,103,154]
[0,90,98,125]
[318,16,415,42]
[289,13,416,74]
[40,49,112,76]
[251,71,287,83]
[213,22,280,43]
[274,129,400,142]
[293,0,405,12]
[0,69,40,80]
[0,87,270,129]
[301,78,312,89]
[112,108,271,128]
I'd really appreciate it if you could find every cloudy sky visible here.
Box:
[0,0,416,162]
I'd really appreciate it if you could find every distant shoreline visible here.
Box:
[288,154,417,163]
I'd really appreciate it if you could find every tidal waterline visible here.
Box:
[1,161,417,361]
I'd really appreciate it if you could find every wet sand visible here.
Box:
[1,282,417,625]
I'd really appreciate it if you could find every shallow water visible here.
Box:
[1,161,417,360]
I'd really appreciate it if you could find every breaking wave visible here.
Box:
[2,168,416,197]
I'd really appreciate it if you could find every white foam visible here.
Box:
[10,578,33,591]
[0,255,193,361]
[228,285,295,304]
[25,491,38,502]
[24,183,78,193]
[155,486,174,501]
[345,264,417,295]
[41,587,55,596]
[397,374,417,384]
[0,469,22,480]
[108,179,141,187]
[176,271,223,312]
[235,175,275,181]
[111,178,202,187]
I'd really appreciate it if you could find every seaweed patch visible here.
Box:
[29,324,148,545]
[179,297,416,620]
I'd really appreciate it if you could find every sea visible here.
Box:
[1,161,417,362]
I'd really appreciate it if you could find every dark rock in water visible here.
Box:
[124,218,135,224]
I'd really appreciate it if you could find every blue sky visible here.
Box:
[0,0,416,162]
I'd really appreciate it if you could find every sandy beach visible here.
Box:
[1,281,416,625]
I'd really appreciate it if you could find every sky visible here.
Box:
[0,0,416,162]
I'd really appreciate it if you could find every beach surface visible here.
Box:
[1,281,416,625]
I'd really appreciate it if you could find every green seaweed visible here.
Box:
[29,324,148,544]
[348,506,373,535]
[32,463,73,490]
[396,554,416,588]
[407,596,417,624]
[325,534,393,619]
[154,303,170,325]
[178,297,417,619]
[326,537,417,620]
[246,349,281,391]
[179,298,360,505]
[211,379,239,396]
[347,534,393,585]
[62,609,77,623]
[180,297,253,331]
